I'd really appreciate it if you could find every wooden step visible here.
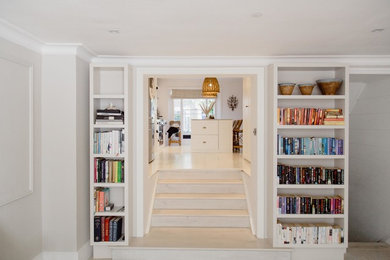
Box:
[158,169,242,180]
[158,179,242,184]
[156,182,244,194]
[154,193,247,209]
[151,209,250,228]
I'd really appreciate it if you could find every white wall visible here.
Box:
[76,57,90,251]
[157,77,243,122]
[349,74,390,242]
[0,37,42,260]
[41,54,90,256]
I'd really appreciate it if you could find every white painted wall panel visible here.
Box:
[349,74,390,242]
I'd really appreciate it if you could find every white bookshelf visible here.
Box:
[90,64,130,246]
[268,63,349,249]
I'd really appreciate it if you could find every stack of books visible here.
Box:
[324,109,344,125]
[94,216,123,242]
[277,107,327,125]
[94,188,112,212]
[96,108,124,124]
[93,130,125,155]
[277,222,344,245]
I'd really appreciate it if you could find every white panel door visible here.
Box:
[242,77,251,161]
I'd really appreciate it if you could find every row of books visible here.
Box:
[96,108,124,125]
[277,164,344,185]
[277,136,344,155]
[94,216,123,242]
[94,188,111,212]
[277,195,344,215]
[277,222,344,245]
[93,130,125,155]
[94,159,124,183]
[277,108,344,126]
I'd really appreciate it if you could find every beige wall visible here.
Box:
[0,38,42,260]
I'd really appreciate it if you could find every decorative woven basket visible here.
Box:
[316,79,343,95]
[279,83,295,95]
[298,84,315,95]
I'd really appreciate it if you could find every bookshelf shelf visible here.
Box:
[268,63,349,249]
[276,155,345,159]
[275,243,347,249]
[93,94,125,99]
[93,124,125,128]
[277,125,345,130]
[276,184,345,189]
[90,64,130,246]
[92,154,125,158]
[93,183,126,188]
[277,214,345,219]
[277,95,346,100]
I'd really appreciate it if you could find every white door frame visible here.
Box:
[133,67,266,238]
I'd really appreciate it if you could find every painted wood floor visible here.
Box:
[149,140,250,176]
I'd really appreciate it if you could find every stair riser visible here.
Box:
[154,198,247,210]
[151,216,250,228]
[156,184,244,194]
[159,171,242,180]
[112,249,291,260]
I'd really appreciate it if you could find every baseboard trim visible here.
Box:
[35,242,92,260]
[78,241,93,260]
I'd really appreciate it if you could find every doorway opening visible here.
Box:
[134,68,266,243]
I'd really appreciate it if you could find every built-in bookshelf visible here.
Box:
[90,64,129,246]
[268,64,349,248]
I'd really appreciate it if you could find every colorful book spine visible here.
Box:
[94,159,124,183]
[277,195,344,215]
[93,129,125,155]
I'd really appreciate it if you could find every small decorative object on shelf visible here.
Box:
[297,84,315,95]
[316,79,343,95]
[279,83,295,95]
[227,95,239,111]
[199,100,216,119]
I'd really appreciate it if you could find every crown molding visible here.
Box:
[0,19,96,62]
[42,43,96,62]
[92,55,390,68]
[0,18,44,53]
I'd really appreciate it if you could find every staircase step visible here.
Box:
[152,209,250,228]
[158,169,242,180]
[156,183,244,194]
[153,209,249,216]
[154,193,247,209]
[158,179,242,184]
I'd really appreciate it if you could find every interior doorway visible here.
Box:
[133,67,266,239]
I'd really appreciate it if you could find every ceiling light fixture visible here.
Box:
[371,28,385,33]
[108,29,120,34]
[251,12,263,18]
[202,77,220,97]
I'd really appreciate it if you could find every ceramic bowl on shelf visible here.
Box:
[316,79,343,95]
[297,84,315,95]
[278,83,295,95]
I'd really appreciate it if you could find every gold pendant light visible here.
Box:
[202,77,220,97]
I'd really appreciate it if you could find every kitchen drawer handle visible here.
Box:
[202,141,207,143]
[202,126,207,129]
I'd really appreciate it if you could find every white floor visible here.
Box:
[149,139,250,176]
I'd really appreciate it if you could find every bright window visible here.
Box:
[173,98,215,134]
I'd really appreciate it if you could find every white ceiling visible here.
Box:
[0,0,389,56]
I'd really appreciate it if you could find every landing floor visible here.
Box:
[130,227,272,249]
[149,140,251,175]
